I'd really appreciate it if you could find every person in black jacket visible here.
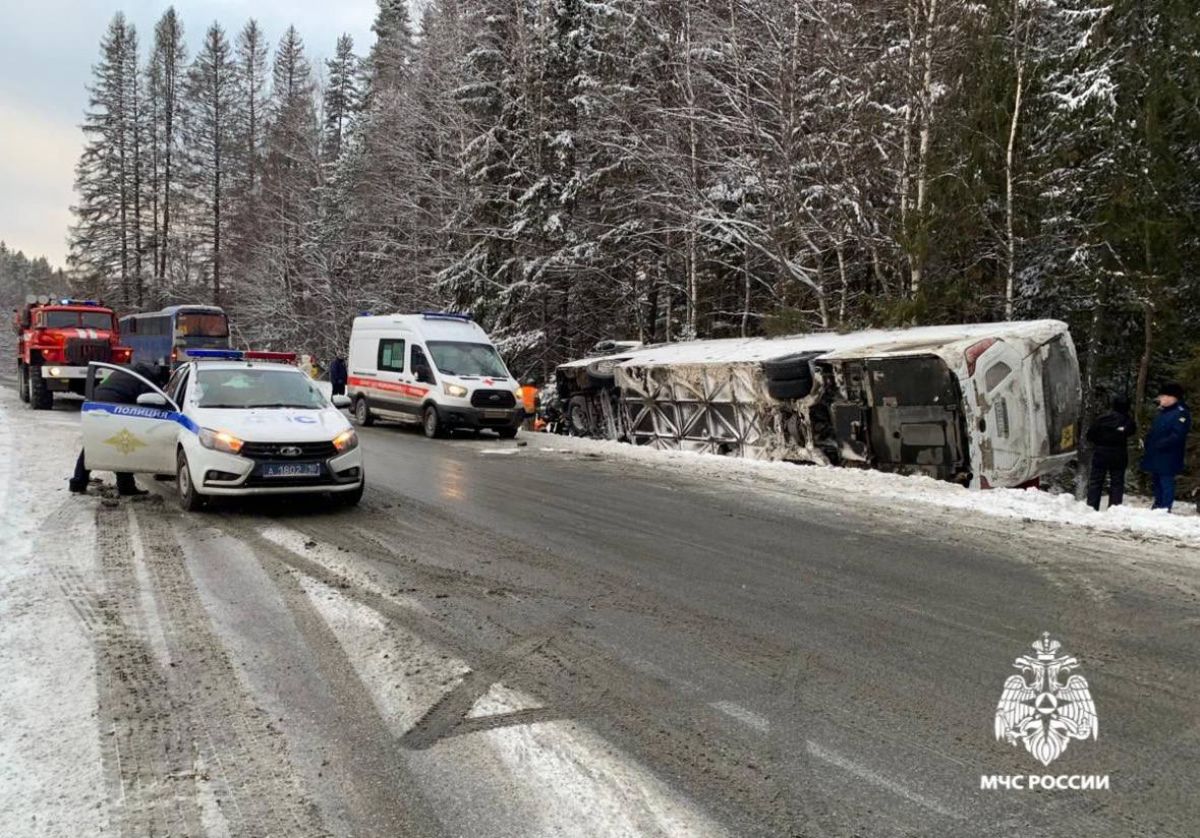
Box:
[68,364,162,496]
[330,356,348,397]
[1085,395,1137,511]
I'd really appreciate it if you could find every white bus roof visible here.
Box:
[607,320,1068,368]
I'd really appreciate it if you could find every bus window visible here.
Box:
[177,313,229,337]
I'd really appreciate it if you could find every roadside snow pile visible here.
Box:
[534,434,1200,545]
[0,394,108,837]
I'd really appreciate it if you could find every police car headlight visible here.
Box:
[199,428,245,455]
[332,429,359,453]
[443,383,468,398]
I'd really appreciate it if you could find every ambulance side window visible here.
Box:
[378,339,406,373]
[411,346,435,385]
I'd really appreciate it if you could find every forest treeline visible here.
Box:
[65,0,1199,415]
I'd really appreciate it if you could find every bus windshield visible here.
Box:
[195,368,326,409]
[177,312,229,338]
[427,341,508,378]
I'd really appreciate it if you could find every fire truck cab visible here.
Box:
[14,296,131,410]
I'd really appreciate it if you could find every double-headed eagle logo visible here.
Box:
[994,633,1097,766]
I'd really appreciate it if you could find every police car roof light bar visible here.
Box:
[421,311,473,322]
[185,349,245,360]
[244,350,298,363]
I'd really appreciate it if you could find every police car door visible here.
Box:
[81,363,181,475]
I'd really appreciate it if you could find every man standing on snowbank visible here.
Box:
[1141,383,1191,511]
[1086,395,1136,510]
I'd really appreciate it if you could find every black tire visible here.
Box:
[176,449,206,512]
[422,404,444,438]
[766,376,814,401]
[761,353,819,382]
[497,427,518,440]
[17,364,29,403]
[337,482,365,507]
[353,396,375,427]
[28,365,52,410]
[567,396,590,436]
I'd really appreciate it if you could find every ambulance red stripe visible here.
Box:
[348,376,430,398]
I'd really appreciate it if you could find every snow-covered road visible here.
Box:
[2,388,1198,837]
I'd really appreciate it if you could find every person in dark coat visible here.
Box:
[69,364,161,496]
[1085,396,1136,510]
[330,356,348,397]
[1140,382,1192,511]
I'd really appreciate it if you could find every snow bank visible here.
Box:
[0,395,107,836]
[531,434,1200,546]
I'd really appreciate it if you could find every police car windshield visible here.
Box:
[194,368,326,409]
[427,341,507,377]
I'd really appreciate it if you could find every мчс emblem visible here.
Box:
[994,633,1097,766]
[103,429,147,456]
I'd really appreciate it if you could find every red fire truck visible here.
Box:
[14,296,132,410]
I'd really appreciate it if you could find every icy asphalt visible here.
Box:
[2,388,1198,837]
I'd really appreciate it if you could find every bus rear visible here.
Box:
[121,306,231,374]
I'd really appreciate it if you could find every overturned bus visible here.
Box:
[554,321,1080,489]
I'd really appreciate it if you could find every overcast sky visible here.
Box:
[0,1,380,267]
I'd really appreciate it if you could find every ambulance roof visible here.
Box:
[352,313,491,342]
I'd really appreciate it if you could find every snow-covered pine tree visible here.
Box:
[68,13,140,306]
[251,25,321,342]
[145,8,187,292]
[322,35,360,165]
[182,23,238,305]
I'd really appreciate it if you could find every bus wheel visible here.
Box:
[28,365,52,410]
[353,397,375,427]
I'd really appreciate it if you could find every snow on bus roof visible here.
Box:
[614,320,1067,367]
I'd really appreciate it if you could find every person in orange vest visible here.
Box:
[519,379,539,430]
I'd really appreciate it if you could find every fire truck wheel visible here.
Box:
[176,449,206,512]
[17,364,29,403]
[28,365,52,410]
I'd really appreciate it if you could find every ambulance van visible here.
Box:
[347,312,524,438]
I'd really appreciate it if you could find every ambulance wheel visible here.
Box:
[176,449,206,512]
[497,427,518,440]
[28,364,52,410]
[353,396,375,427]
[422,405,444,438]
[17,363,29,403]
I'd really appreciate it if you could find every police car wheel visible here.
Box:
[338,482,364,507]
[176,449,205,512]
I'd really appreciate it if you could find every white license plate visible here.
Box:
[262,462,322,479]
[482,409,510,419]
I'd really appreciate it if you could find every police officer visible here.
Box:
[68,364,162,496]
[1141,382,1192,511]
[1085,395,1136,510]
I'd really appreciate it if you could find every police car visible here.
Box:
[81,350,364,510]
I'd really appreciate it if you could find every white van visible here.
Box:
[347,312,523,438]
